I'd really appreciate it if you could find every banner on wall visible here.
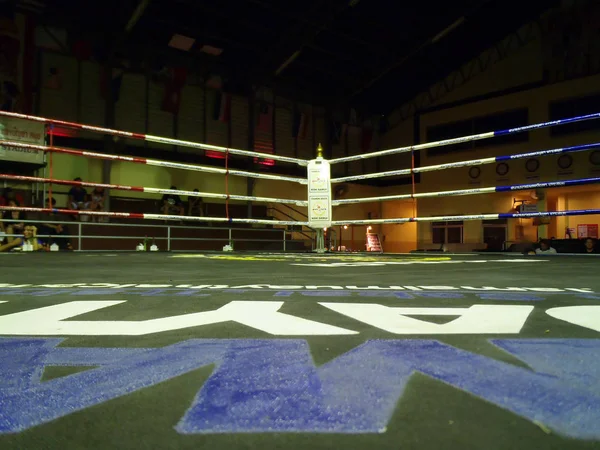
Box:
[577,224,599,239]
[0,116,45,164]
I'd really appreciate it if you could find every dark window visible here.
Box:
[432,227,445,244]
[427,108,529,157]
[432,221,464,244]
[447,227,462,244]
[549,93,600,137]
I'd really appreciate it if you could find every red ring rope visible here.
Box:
[410,149,416,217]
[48,125,54,206]
[225,148,230,221]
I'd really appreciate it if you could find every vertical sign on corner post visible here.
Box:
[307,144,332,229]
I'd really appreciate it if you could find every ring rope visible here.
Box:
[0,140,308,185]
[329,112,600,165]
[0,205,309,227]
[331,141,600,184]
[332,176,600,205]
[0,110,309,166]
[410,148,416,216]
[0,173,307,206]
[48,125,54,206]
[225,148,230,221]
[331,208,600,226]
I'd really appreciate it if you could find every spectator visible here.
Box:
[188,188,204,217]
[3,200,25,244]
[68,178,89,210]
[161,186,184,216]
[535,239,557,255]
[583,237,599,254]
[0,224,45,252]
[90,187,108,223]
[38,197,73,250]
[1,187,24,206]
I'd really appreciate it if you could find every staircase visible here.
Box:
[266,204,315,252]
[366,233,383,253]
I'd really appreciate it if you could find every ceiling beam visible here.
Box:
[170,0,275,37]
[151,18,265,55]
[292,60,360,86]
[125,0,150,33]
[253,0,362,82]
[244,0,385,55]
[351,6,477,98]
[306,43,359,62]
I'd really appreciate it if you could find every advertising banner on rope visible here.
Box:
[0,116,45,164]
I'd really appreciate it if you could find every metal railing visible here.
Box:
[267,203,336,251]
[0,218,312,252]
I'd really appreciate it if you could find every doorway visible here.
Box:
[483,219,507,251]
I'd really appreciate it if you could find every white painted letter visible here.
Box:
[546,306,600,332]
[319,303,534,334]
[0,301,357,336]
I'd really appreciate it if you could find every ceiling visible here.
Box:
[26,0,560,114]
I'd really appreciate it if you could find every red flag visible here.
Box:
[361,128,373,153]
[218,93,232,122]
[162,67,187,114]
[256,103,272,132]
[297,113,308,139]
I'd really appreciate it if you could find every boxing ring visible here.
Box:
[1,109,600,253]
[2,111,600,450]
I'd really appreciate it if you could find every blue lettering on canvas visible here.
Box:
[0,338,598,438]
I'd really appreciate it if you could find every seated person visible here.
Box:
[1,187,24,206]
[3,200,25,243]
[90,187,108,223]
[90,187,106,210]
[583,237,599,254]
[68,178,89,210]
[37,197,73,250]
[188,189,204,217]
[535,239,557,255]
[0,224,45,252]
[161,187,184,215]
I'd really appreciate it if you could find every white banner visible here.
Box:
[0,116,45,164]
[307,158,332,228]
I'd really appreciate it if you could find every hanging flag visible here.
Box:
[256,102,272,132]
[0,16,20,80]
[162,67,188,114]
[100,66,123,102]
[44,67,61,90]
[292,110,308,139]
[298,113,308,139]
[330,120,342,144]
[361,128,373,153]
[341,123,348,146]
[219,92,231,122]
[72,40,92,60]
[349,108,358,125]
[0,80,19,111]
[212,91,231,122]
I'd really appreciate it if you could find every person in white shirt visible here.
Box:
[535,239,557,255]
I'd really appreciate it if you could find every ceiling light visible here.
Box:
[169,34,195,51]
